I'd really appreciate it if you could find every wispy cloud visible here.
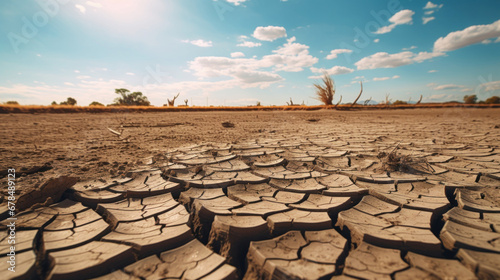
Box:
[237,41,262,48]
[373,75,400,81]
[325,49,353,60]
[182,39,213,47]
[75,4,86,14]
[355,51,444,70]
[309,66,354,78]
[434,19,500,52]
[374,9,415,34]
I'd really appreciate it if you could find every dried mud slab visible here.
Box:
[440,220,500,253]
[456,187,500,213]
[244,229,347,280]
[47,241,135,280]
[457,249,500,279]
[119,239,237,280]
[108,171,181,197]
[267,209,333,235]
[341,242,408,280]
[0,250,37,280]
[337,195,442,255]
[395,252,477,280]
[3,115,500,279]
[208,215,269,268]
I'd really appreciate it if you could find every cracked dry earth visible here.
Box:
[1,110,500,280]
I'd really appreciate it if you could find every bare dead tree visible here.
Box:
[351,81,363,107]
[416,94,423,105]
[385,93,392,105]
[184,99,188,106]
[167,93,180,106]
[364,97,372,106]
[286,97,295,106]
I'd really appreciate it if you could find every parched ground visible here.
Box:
[1,108,500,279]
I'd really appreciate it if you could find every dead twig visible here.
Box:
[351,81,363,107]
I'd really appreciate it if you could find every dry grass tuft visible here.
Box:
[378,144,434,173]
[314,73,335,105]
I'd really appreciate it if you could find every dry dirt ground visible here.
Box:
[1,108,500,279]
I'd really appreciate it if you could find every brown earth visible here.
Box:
[1,108,498,191]
[1,108,500,279]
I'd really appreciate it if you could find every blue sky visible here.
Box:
[1,0,499,106]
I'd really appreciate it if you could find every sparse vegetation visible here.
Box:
[59,97,77,106]
[485,96,500,104]
[4,101,19,105]
[113,88,150,106]
[286,98,299,106]
[166,93,180,107]
[393,100,408,105]
[313,73,335,105]
[463,95,477,104]
[364,97,372,106]
[384,93,392,105]
[89,101,104,106]
[378,144,433,173]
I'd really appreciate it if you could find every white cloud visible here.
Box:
[74,70,80,73]
[326,49,353,60]
[373,77,391,81]
[431,84,466,90]
[267,37,318,72]
[424,93,455,101]
[231,52,245,58]
[373,39,380,43]
[182,39,213,47]
[423,2,443,9]
[478,80,500,92]
[402,46,417,51]
[428,70,438,73]
[76,75,91,79]
[355,51,445,70]
[226,0,247,6]
[252,26,287,41]
[309,66,354,78]
[64,82,75,86]
[86,1,103,8]
[126,72,135,76]
[434,19,500,52]
[237,41,262,48]
[75,4,86,14]
[424,10,435,15]
[189,37,317,86]
[374,9,415,34]
[373,75,400,81]
[423,17,435,25]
